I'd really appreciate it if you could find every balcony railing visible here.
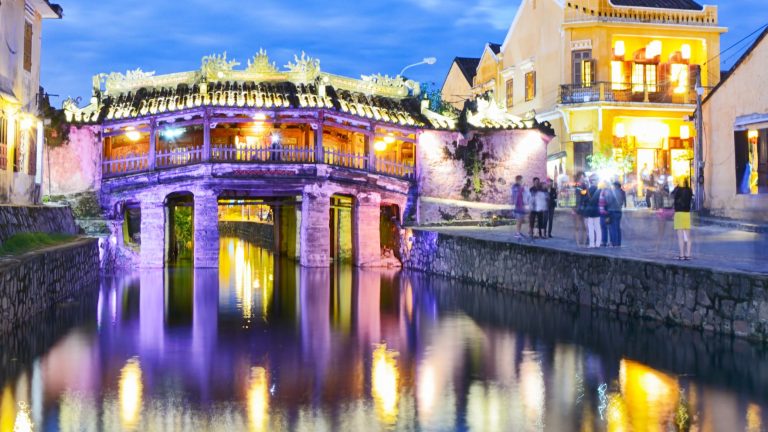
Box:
[559,82,700,106]
[564,4,719,27]
[102,154,149,177]
[102,146,415,181]
[212,145,316,164]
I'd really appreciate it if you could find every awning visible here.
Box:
[548,151,567,161]
[0,81,20,105]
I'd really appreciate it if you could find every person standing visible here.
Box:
[584,175,602,248]
[604,181,626,247]
[573,172,588,246]
[511,175,531,238]
[671,177,694,260]
[598,180,610,247]
[546,178,557,238]
[529,177,548,238]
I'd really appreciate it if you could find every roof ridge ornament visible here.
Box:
[246,48,279,74]
[285,52,321,77]
[202,52,240,80]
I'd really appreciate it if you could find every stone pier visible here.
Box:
[194,191,220,268]
[354,192,382,267]
[140,200,165,268]
[300,186,331,267]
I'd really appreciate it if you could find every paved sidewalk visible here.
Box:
[417,210,768,275]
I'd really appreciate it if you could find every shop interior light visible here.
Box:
[374,140,387,152]
[680,125,690,140]
[615,123,626,139]
[384,134,396,144]
[253,113,267,121]
[125,127,141,141]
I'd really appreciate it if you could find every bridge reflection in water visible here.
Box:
[0,236,767,431]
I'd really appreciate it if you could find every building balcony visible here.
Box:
[563,3,719,27]
[101,144,415,181]
[559,82,702,107]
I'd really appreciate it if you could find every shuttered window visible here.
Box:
[0,114,7,170]
[23,21,33,72]
[505,79,514,109]
[525,72,536,101]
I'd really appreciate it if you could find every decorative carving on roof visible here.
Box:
[285,52,321,77]
[202,52,240,79]
[361,74,406,89]
[466,94,524,129]
[246,49,279,74]
[102,68,155,94]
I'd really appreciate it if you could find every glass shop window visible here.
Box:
[735,129,767,195]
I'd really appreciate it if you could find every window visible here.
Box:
[632,63,657,93]
[505,79,514,109]
[23,21,33,72]
[735,129,767,195]
[525,71,536,101]
[0,114,7,170]
[572,50,594,87]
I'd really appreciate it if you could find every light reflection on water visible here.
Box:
[0,236,766,431]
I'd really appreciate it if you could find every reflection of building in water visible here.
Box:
[247,367,269,432]
[119,357,143,430]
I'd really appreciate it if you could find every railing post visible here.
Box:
[599,83,605,101]
[203,108,211,162]
[148,119,157,171]
[315,121,324,163]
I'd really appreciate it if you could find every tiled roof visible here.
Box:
[94,81,430,128]
[453,57,481,84]
[488,43,502,55]
[609,0,703,11]
[704,26,768,104]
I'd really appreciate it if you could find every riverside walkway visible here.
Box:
[420,210,768,276]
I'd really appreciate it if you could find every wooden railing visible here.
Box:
[102,155,149,177]
[102,146,415,180]
[212,145,315,163]
[323,148,368,171]
[371,157,415,179]
[157,147,204,168]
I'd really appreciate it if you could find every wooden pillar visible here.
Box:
[140,199,165,268]
[354,192,381,268]
[148,119,157,171]
[315,122,324,163]
[203,109,212,161]
[366,129,375,173]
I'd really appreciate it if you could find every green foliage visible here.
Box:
[0,232,77,256]
[443,136,491,200]
[419,82,458,116]
[41,94,71,148]
[174,206,194,260]
[587,152,635,176]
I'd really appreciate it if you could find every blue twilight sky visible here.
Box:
[41,0,768,104]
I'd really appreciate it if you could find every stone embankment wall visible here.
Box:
[219,221,275,247]
[0,205,79,245]
[402,229,768,341]
[0,238,100,334]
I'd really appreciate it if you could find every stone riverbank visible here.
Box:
[0,238,100,334]
[402,228,768,341]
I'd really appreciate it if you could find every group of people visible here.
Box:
[511,176,557,239]
[511,171,695,260]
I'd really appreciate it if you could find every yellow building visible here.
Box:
[0,0,62,204]
[702,27,768,222]
[441,57,480,110]
[443,0,725,189]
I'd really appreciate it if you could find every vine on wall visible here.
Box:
[443,135,491,200]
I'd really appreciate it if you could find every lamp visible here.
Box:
[399,57,437,77]
[125,127,141,141]
[374,140,387,152]
[384,134,396,144]
[20,117,34,131]
[681,44,691,60]
[614,40,626,57]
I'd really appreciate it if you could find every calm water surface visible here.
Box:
[1,236,767,431]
